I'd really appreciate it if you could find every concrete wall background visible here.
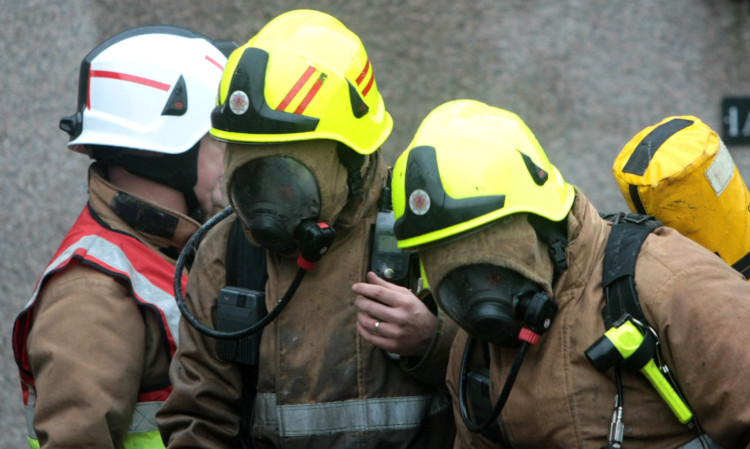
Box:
[2,0,749,445]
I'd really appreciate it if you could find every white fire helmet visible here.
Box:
[60,25,230,155]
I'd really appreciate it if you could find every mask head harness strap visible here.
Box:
[527,213,569,277]
[335,142,367,200]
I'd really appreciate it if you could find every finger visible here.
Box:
[356,321,396,352]
[366,271,392,287]
[367,271,410,294]
[352,283,398,307]
[352,283,407,309]
[352,271,409,299]
[351,281,388,300]
[354,296,398,323]
[357,310,389,337]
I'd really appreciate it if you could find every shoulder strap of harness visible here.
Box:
[601,212,661,328]
[225,217,267,449]
[596,212,714,446]
[226,217,268,290]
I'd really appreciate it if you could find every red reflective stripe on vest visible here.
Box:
[13,205,184,406]
[138,385,172,403]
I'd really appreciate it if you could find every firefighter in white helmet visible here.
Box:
[12,25,233,448]
[613,115,750,280]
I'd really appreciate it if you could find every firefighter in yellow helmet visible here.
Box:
[613,116,750,280]
[157,10,456,448]
[391,99,750,448]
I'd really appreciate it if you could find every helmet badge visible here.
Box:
[409,189,431,216]
[229,90,250,115]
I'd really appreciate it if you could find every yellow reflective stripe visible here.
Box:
[24,402,164,448]
[122,429,165,449]
[26,431,164,449]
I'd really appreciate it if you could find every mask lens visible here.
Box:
[230,157,320,253]
[437,264,539,346]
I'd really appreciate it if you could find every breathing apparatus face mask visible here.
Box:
[421,213,559,346]
[229,156,321,254]
[437,263,557,346]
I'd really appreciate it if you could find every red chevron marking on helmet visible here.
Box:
[356,60,370,84]
[356,60,374,97]
[90,70,171,91]
[295,73,327,114]
[362,73,374,97]
[277,66,317,111]
[88,70,171,109]
[205,55,225,71]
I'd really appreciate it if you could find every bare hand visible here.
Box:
[353,271,438,357]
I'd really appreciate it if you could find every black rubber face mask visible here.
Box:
[229,156,321,254]
[437,264,558,347]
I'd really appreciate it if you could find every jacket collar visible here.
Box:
[88,164,201,257]
[552,188,611,306]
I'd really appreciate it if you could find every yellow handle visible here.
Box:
[605,320,693,424]
[640,359,693,424]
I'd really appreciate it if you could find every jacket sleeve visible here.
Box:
[27,264,145,449]
[399,307,459,389]
[639,230,750,449]
[157,222,245,449]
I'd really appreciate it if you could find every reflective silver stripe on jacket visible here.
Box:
[25,404,36,440]
[676,435,724,449]
[25,234,182,345]
[254,392,450,437]
[128,401,162,434]
[25,401,162,440]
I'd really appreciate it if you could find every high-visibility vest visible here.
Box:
[13,204,186,449]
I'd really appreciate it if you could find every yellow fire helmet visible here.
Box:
[613,115,750,277]
[210,9,392,154]
[392,99,575,250]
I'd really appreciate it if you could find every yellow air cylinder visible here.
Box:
[613,116,750,279]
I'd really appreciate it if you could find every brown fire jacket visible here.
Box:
[448,190,750,449]
[157,161,457,448]
[16,164,200,449]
